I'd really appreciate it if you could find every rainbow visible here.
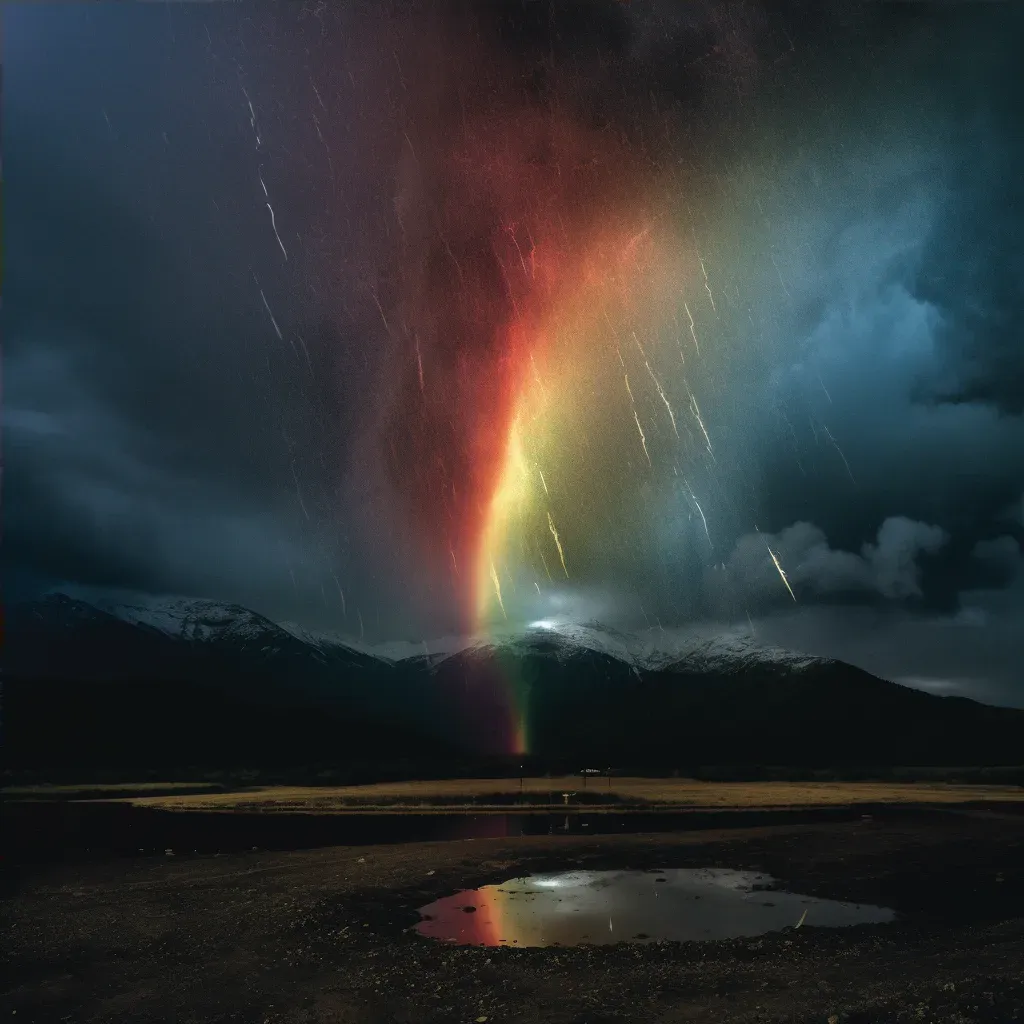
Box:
[382,97,722,756]
[469,214,696,754]
[417,878,549,948]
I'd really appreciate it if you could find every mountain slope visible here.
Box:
[6,592,1024,769]
[5,593,387,693]
[426,630,1024,766]
[3,594,441,769]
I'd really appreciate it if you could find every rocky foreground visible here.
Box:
[3,811,1024,1023]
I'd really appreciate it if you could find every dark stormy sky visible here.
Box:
[5,2,1023,706]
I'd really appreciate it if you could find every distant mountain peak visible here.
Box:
[8,588,1023,768]
[12,590,388,674]
[442,617,831,676]
[642,630,833,674]
[82,591,290,645]
[22,590,833,676]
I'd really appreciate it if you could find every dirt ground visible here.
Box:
[3,810,1024,1023]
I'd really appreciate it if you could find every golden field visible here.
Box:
[55,776,1024,814]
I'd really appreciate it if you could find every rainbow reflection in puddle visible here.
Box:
[416,868,894,947]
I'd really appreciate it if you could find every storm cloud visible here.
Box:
[711,516,949,610]
[4,2,1023,702]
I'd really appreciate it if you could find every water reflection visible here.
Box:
[416,868,894,947]
[5,802,913,863]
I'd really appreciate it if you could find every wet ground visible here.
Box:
[3,810,1024,1023]
[5,795,1016,863]
[416,868,895,946]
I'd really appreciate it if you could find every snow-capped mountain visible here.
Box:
[454,625,638,668]
[434,618,829,677]
[5,591,391,688]
[76,589,385,666]
[515,619,643,667]
[9,589,1024,769]
[17,589,832,679]
[640,629,830,674]
[91,592,301,648]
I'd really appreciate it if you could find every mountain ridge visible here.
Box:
[6,591,1023,769]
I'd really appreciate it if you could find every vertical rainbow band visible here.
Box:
[468,214,691,754]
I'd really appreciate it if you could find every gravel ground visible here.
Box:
[3,811,1023,1023]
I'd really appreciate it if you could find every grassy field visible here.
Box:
[56,776,1024,814]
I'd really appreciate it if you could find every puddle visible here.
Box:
[415,868,895,946]
[6,803,911,863]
